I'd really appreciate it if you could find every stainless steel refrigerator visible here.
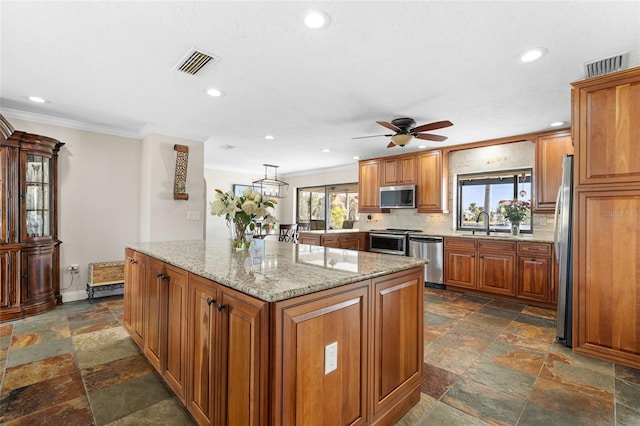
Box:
[554,154,573,347]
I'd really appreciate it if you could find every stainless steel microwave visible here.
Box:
[379,185,416,208]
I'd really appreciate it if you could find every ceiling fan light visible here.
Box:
[391,134,412,146]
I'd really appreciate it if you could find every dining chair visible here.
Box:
[278,224,298,243]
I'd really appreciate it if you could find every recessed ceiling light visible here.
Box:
[321,148,331,153]
[550,121,565,127]
[353,156,360,160]
[28,96,46,103]
[418,145,427,149]
[303,10,330,29]
[206,88,223,97]
[264,135,274,140]
[519,47,548,63]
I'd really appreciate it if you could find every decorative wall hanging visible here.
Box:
[173,144,189,200]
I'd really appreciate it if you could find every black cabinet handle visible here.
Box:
[207,297,216,306]
[162,275,169,281]
[216,303,226,312]
[156,272,163,278]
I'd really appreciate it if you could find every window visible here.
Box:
[457,169,533,233]
[297,183,359,230]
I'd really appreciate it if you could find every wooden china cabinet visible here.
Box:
[0,114,64,322]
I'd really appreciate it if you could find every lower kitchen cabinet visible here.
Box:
[516,242,553,302]
[298,232,368,251]
[444,237,554,305]
[123,249,146,348]
[477,240,516,296]
[187,274,268,426]
[163,264,188,403]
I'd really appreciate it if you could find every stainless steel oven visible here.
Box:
[368,229,420,256]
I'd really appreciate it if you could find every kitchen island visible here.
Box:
[123,239,427,425]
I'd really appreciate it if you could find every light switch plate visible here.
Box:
[325,341,338,374]
[187,211,200,221]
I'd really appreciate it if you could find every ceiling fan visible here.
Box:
[353,117,453,148]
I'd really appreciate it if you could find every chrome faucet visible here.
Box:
[476,211,491,235]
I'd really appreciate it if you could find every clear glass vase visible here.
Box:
[230,221,253,251]
[511,222,520,236]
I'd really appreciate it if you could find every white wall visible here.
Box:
[6,117,206,302]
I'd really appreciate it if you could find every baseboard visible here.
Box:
[61,288,124,303]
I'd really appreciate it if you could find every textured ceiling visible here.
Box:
[1,1,639,175]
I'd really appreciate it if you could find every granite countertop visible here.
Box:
[409,230,554,243]
[298,229,363,234]
[125,239,426,302]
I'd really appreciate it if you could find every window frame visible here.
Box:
[296,183,359,231]
[456,168,533,234]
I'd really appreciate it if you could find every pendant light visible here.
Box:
[252,164,289,198]
[519,173,527,197]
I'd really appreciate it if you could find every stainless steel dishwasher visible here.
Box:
[408,235,444,288]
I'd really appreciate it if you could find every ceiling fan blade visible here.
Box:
[415,133,448,142]
[376,121,402,133]
[411,120,453,133]
[352,134,394,140]
[387,141,396,148]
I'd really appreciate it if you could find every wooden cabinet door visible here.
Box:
[517,256,551,302]
[574,190,640,367]
[382,158,399,186]
[274,282,369,425]
[217,288,268,426]
[123,248,135,335]
[573,69,640,186]
[383,156,416,185]
[359,160,383,212]
[164,264,187,404]
[20,244,55,304]
[416,150,444,213]
[371,268,423,423]
[444,247,476,289]
[145,257,166,373]
[131,251,147,348]
[534,130,573,212]
[298,233,321,246]
[477,241,516,296]
[0,250,12,309]
[187,275,219,426]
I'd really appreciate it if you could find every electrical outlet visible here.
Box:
[68,264,79,274]
[187,211,200,221]
[324,341,338,374]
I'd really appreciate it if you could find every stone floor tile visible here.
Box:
[521,305,557,320]
[0,395,94,426]
[5,336,75,368]
[420,401,492,426]
[616,364,640,385]
[616,378,640,412]
[81,353,154,393]
[103,398,194,425]
[616,403,640,426]
[87,372,174,425]
[487,299,526,313]
[421,362,459,399]
[423,343,479,375]
[477,305,522,320]
[442,376,527,425]
[72,327,140,369]
[394,393,437,426]
[514,312,556,329]
[2,352,78,394]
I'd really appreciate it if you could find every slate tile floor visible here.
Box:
[0,290,638,425]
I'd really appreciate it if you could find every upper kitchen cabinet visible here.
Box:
[358,159,389,213]
[573,67,640,186]
[381,154,416,186]
[417,149,447,213]
[0,114,63,322]
[534,129,573,212]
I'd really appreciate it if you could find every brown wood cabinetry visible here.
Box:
[445,237,554,305]
[417,149,446,213]
[444,237,477,289]
[516,242,553,302]
[572,66,640,369]
[534,130,573,212]
[382,155,416,185]
[477,240,516,296]
[124,249,146,348]
[1,115,63,322]
[359,160,388,213]
[125,249,423,425]
[187,274,268,425]
[299,232,367,251]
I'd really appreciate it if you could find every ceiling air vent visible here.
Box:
[220,145,235,150]
[584,52,628,78]
[176,48,218,76]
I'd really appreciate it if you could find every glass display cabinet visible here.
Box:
[0,114,64,322]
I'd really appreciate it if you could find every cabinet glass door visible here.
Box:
[23,154,51,239]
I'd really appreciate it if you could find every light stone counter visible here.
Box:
[125,239,427,302]
[409,230,555,243]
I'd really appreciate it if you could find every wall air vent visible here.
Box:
[220,145,235,150]
[584,52,628,78]
[175,48,218,75]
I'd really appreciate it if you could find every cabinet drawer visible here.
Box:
[477,240,516,252]
[444,237,476,250]
[517,242,551,256]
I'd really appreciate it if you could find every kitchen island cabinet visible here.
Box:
[298,231,367,251]
[124,239,426,425]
